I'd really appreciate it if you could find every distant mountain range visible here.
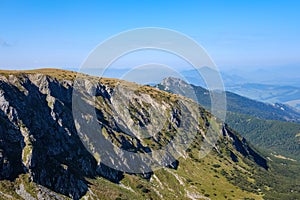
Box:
[222,65,300,86]
[225,83,300,110]
[180,67,300,111]
[158,77,300,123]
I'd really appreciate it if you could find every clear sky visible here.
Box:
[0,0,299,70]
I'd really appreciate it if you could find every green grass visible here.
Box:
[85,152,264,200]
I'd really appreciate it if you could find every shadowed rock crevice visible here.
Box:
[222,125,268,170]
[0,109,25,180]
[0,79,98,199]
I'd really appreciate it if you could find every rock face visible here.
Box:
[221,125,268,170]
[0,73,98,199]
[0,70,268,200]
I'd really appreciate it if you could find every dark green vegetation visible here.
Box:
[255,156,300,200]
[227,112,300,160]
[223,126,300,200]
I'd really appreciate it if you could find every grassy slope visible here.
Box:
[86,152,264,200]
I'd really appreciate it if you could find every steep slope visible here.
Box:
[158,77,300,160]
[0,69,295,200]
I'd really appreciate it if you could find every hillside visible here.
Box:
[0,69,299,199]
[0,69,278,199]
[226,112,300,160]
[158,77,300,160]
[158,77,300,123]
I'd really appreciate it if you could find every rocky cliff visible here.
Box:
[0,69,269,200]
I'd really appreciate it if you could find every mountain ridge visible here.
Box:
[0,69,299,199]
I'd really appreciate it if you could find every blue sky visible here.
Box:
[0,0,299,70]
